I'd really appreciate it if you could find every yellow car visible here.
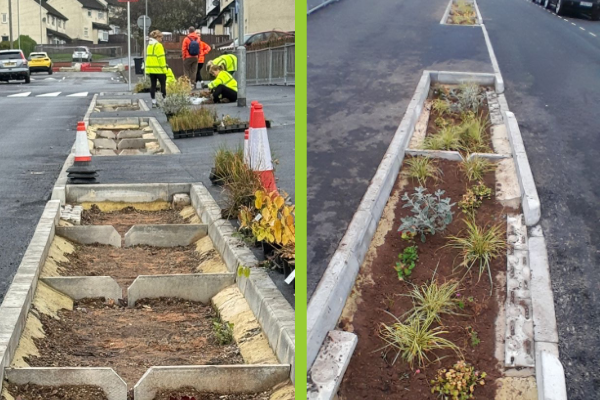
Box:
[28,52,53,75]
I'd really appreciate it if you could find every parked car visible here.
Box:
[0,50,30,83]
[536,0,600,20]
[28,52,53,75]
[216,30,294,50]
[72,46,93,62]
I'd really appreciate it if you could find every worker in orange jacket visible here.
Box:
[194,29,212,86]
[181,26,207,89]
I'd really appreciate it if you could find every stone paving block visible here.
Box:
[117,139,146,150]
[96,130,116,139]
[124,224,207,247]
[172,194,191,210]
[117,130,145,140]
[94,138,117,150]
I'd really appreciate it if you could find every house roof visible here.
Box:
[92,22,111,30]
[104,0,122,5]
[207,4,220,16]
[47,28,72,42]
[77,0,107,10]
[42,0,68,21]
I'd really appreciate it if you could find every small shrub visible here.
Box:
[221,156,263,219]
[432,98,450,115]
[398,187,455,242]
[214,145,244,184]
[134,75,151,93]
[405,156,441,186]
[167,76,192,96]
[431,360,486,400]
[468,326,481,347]
[458,182,492,214]
[170,108,218,131]
[445,218,506,293]
[394,246,419,281]
[456,82,483,113]
[405,279,461,323]
[379,314,460,367]
[220,114,244,126]
[423,126,461,151]
[159,93,190,115]
[212,317,234,345]
[460,156,495,182]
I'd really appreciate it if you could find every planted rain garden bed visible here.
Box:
[337,158,514,399]
[443,0,481,25]
[1,191,294,400]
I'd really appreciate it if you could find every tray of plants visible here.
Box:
[217,115,249,134]
[170,108,218,139]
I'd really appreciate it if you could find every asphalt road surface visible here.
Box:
[479,0,600,397]
[0,72,127,302]
[307,0,493,298]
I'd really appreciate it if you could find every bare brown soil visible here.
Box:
[82,206,188,236]
[2,382,108,400]
[27,298,243,387]
[153,388,272,400]
[58,243,203,288]
[338,160,508,400]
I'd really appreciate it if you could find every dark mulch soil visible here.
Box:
[82,205,189,236]
[58,243,203,288]
[2,382,108,400]
[426,85,494,153]
[338,160,511,400]
[27,298,243,388]
[153,387,272,400]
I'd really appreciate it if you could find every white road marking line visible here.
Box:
[36,92,61,97]
[572,22,577,25]
[590,32,597,37]
[580,26,585,30]
[7,92,31,97]
[67,92,89,97]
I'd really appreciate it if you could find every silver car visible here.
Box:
[72,46,92,62]
[0,50,30,84]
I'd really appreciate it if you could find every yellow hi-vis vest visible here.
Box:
[213,54,237,72]
[208,71,237,92]
[145,42,167,74]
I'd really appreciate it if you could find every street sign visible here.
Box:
[137,15,151,30]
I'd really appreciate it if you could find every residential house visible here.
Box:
[46,0,110,44]
[0,0,70,44]
[201,0,295,40]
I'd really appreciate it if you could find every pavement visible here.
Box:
[307,0,493,298]
[478,0,600,397]
[0,71,127,303]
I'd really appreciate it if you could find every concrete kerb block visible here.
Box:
[529,235,559,343]
[66,183,173,204]
[434,71,496,86]
[5,368,127,400]
[56,226,122,247]
[124,224,207,247]
[133,365,290,400]
[88,117,140,127]
[52,153,75,205]
[406,149,463,161]
[535,351,568,400]
[96,98,135,106]
[504,112,541,225]
[481,24,505,93]
[127,274,235,307]
[138,98,150,111]
[148,117,180,155]
[116,130,145,140]
[307,331,358,400]
[42,276,122,301]
[117,138,146,150]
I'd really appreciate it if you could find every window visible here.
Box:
[98,12,104,19]
[1,36,8,42]
[84,27,89,37]
[1,13,7,23]
[57,20,62,28]
[88,10,92,17]
[51,16,56,25]
[102,31,108,41]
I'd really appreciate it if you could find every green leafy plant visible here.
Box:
[431,360,486,400]
[435,116,450,129]
[456,82,483,112]
[405,279,461,323]
[457,114,490,153]
[460,155,496,182]
[159,93,191,116]
[170,107,218,131]
[220,114,244,126]
[423,126,461,151]
[394,246,419,281]
[212,317,234,345]
[219,152,263,219]
[468,327,481,347]
[432,98,450,115]
[405,156,442,186]
[445,218,506,293]
[379,313,460,367]
[214,145,244,185]
[458,182,492,214]
[398,187,455,242]
[166,76,192,96]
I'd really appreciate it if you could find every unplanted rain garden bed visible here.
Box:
[2,383,109,400]
[94,99,142,112]
[338,158,515,399]
[87,123,164,156]
[417,83,494,154]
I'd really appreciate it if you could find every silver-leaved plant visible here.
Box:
[398,187,455,242]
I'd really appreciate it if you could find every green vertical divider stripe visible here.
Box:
[295,0,307,398]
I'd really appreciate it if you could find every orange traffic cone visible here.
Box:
[67,121,98,184]
[248,103,277,193]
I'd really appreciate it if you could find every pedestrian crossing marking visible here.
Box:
[36,92,62,97]
[7,92,32,97]
[67,92,89,97]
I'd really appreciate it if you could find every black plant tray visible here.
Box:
[217,123,249,134]
[173,127,215,139]
[209,167,224,186]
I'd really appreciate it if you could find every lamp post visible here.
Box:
[17,0,21,49]
[39,0,43,46]
[8,0,13,48]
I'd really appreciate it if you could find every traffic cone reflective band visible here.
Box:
[67,121,98,184]
[74,121,92,162]
[243,129,250,165]
[248,103,277,192]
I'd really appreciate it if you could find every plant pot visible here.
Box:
[193,127,215,137]
[217,123,249,135]
[282,258,295,277]
[262,241,280,259]
[173,129,193,139]
[209,167,224,186]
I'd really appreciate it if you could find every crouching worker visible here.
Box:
[207,64,237,103]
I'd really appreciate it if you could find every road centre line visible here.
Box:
[591,32,598,37]
[580,26,585,30]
